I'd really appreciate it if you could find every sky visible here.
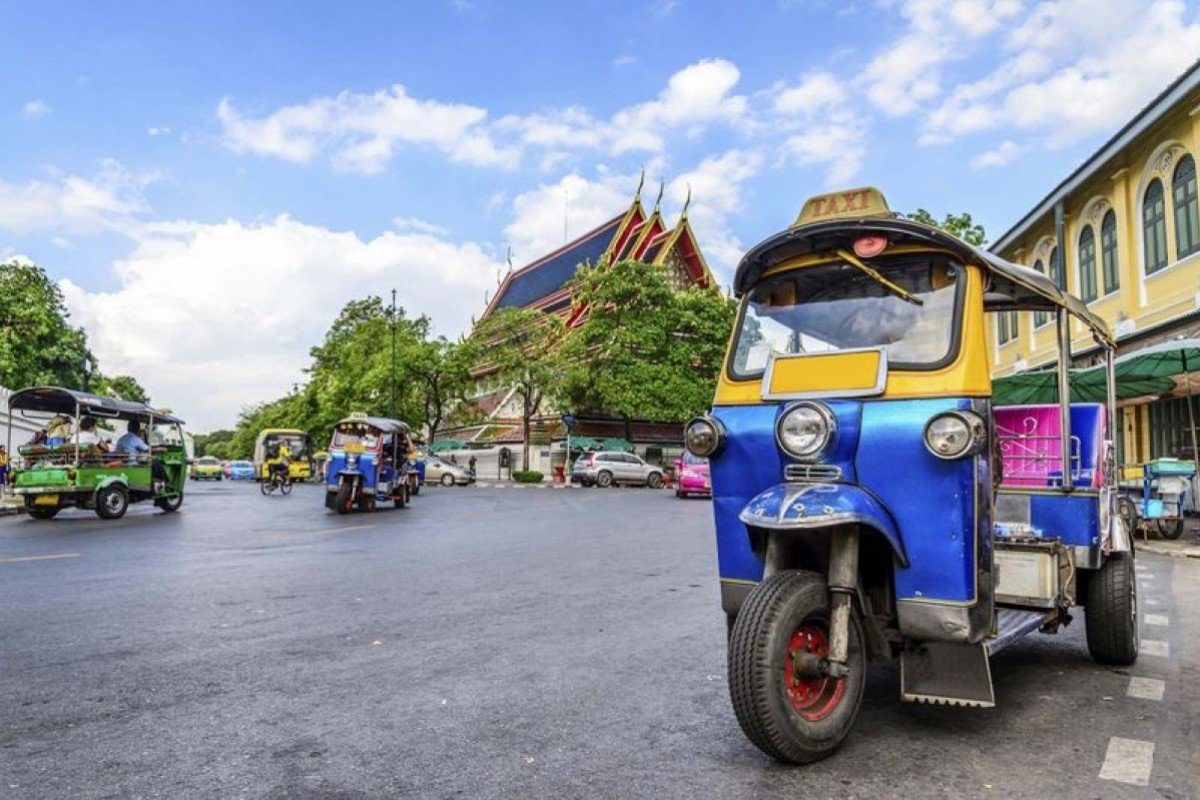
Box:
[2,0,1199,430]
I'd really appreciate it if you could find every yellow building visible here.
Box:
[989,59,1200,469]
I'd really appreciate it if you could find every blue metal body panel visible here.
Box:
[1029,493,1100,548]
[711,397,983,605]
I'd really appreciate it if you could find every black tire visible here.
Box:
[596,470,613,488]
[27,506,59,520]
[280,480,293,496]
[1085,552,1139,665]
[647,472,663,489]
[260,479,274,496]
[440,473,455,487]
[411,482,420,496]
[728,570,866,764]
[1155,518,1184,540]
[95,484,129,520]
[1116,496,1139,534]
[676,489,684,498]
[335,482,354,514]
[155,490,184,513]
[395,483,408,509]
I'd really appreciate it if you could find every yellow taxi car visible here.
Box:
[190,456,223,481]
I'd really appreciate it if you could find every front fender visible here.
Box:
[95,475,130,491]
[738,482,908,567]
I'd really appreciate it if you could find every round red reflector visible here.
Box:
[853,234,887,258]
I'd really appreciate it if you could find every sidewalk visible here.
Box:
[1136,517,1200,559]
[0,493,23,517]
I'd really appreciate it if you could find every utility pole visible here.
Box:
[390,289,398,420]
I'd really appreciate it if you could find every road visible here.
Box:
[1,481,1197,799]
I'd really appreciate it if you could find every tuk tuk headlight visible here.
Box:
[777,402,835,460]
[684,415,726,458]
[346,453,359,469]
[924,411,986,460]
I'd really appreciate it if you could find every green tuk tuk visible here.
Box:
[6,387,188,520]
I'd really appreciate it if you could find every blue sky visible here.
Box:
[3,0,1199,429]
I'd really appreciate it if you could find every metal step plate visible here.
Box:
[986,608,1052,656]
[901,641,995,708]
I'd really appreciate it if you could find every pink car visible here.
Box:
[675,452,711,498]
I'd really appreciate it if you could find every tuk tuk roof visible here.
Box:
[733,215,1113,347]
[6,386,185,424]
[334,415,410,434]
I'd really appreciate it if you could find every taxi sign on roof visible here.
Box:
[793,187,891,227]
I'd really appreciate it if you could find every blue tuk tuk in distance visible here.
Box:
[324,413,413,513]
[685,188,1136,764]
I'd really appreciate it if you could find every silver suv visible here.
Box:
[572,451,664,489]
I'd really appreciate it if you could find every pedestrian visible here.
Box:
[468,455,477,475]
[449,454,458,465]
[0,444,8,489]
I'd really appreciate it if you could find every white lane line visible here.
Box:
[1141,639,1170,657]
[0,552,82,564]
[1144,613,1169,626]
[1098,737,1154,786]
[1127,677,1165,701]
[1144,597,1163,608]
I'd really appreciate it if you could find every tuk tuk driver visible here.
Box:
[116,420,170,489]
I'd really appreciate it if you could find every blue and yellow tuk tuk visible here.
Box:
[324,413,413,513]
[686,188,1135,763]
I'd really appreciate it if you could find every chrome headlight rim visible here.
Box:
[923,410,987,460]
[776,401,836,461]
[684,415,727,458]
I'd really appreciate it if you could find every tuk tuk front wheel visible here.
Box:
[1155,518,1184,540]
[95,485,129,520]
[335,482,354,514]
[728,569,866,765]
[1085,552,1138,665]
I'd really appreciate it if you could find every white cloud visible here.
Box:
[0,160,155,235]
[922,0,1200,146]
[612,54,638,68]
[147,126,172,137]
[667,150,763,275]
[772,72,846,116]
[217,85,519,174]
[393,216,449,236]
[970,139,1026,168]
[22,100,50,119]
[608,59,748,153]
[858,0,1023,116]
[60,216,501,430]
[504,172,636,261]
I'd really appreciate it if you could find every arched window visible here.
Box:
[1033,259,1048,327]
[1144,178,1168,273]
[1174,154,1199,258]
[1101,210,1119,295]
[1078,225,1097,302]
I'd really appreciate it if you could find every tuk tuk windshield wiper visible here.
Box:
[836,249,924,307]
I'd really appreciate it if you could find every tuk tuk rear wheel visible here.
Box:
[156,491,183,513]
[95,485,129,520]
[27,506,59,520]
[1085,552,1139,665]
[728,569,865,764]
[1155,518,1184,540]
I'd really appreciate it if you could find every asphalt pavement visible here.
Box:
[1,480,1197,799]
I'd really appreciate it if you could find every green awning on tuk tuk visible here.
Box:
[600,437,635,452]
[567,436,602,451]
[430,438,465,452]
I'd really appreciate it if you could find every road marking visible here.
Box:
[0,552,81,564]
[1141,639,1170,657]
[1144,613,1169,626]
[327,524,377,534]
[1098,737,1154,786]
[1144,597,1163,608]
[1127,677,1165,701]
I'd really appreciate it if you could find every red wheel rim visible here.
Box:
[782,622,846,722]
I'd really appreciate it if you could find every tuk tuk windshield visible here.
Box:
[332,424,381,452]
[730,257,962,378]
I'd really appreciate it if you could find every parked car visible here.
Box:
[190,456,223,481]
[424,454,474,486]
[228,459,255,480]
[572,451,664,488]
[675,451,711,498]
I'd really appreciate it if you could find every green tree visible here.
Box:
[95,374,150,404]
[0,260,96,388]
[193,429,235,458]
[405,337,471,443]
[465,307,563,471]
[558,259,736,425]
[907,209,987,246]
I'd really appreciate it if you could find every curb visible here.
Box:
[1137,539,1200,559]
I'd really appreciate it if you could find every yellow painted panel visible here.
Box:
[766,350,882,398]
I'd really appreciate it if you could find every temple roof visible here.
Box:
[487,213,625,315]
